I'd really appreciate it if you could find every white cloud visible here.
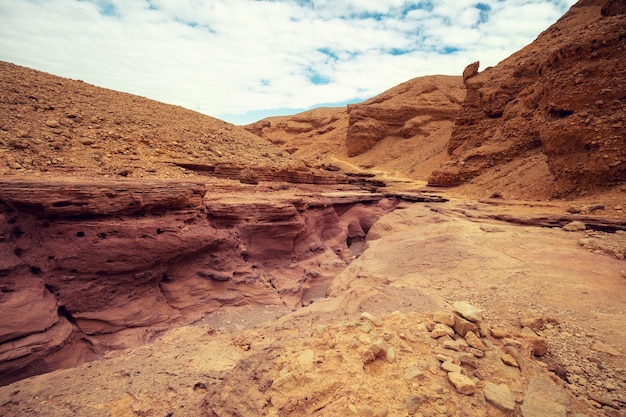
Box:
[0,0,577,124]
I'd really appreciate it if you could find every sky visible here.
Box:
[0,0,577,125]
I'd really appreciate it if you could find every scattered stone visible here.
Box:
[521,375,570,417]
[591,341,621,356]
[432,311,455,327]
[520,312,545,331]
[16,129,30,138]
[45,119,60,128]
[443,339,468,352]
[271,372,297,392]
[406,395,422,414]
[436,353,454,363]
[459,354,478,369]
[239,168,259,185]
[386,347,395,363]
[452,301,483,322]
[447,372,476,395]
[501,353,519,368]
[518,327,548,357]
[360,312,382,327]
[588,393,619,409]
[468,347,485,358]
[567,205,583,214]
[441,361,463,374]
[367,342,389,361]
[271,394,288,408]
[563,221,586,231]
[490,327,509,339]
[484,383,516,411]
[453,314,478,337]
[403,365,425,381]
[588,204,604,212]
[431,323,455,339]
[464,331,487,351]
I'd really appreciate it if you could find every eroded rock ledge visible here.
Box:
[0,177,401,385]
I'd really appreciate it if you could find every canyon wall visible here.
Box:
[0,178,397,385]
[429,0,625,196]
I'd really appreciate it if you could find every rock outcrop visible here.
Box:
[246,75,464,181]
[345,75,463,157]
[429,0,626,196]
[0,177,399,385]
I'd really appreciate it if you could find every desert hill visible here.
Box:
[0,0,625,416]
[245,75,465,181]
[247,0,625,204]
[0,61,336,183]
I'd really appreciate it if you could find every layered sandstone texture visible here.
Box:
[428,0,626,197]
[1,199,624,416]
[0,176,400,385]
[245,75,465,181]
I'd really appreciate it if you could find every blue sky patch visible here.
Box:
[476,3,491,24]
[77,0,119,18]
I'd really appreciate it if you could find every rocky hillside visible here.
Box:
[245,75,465,181]
[428,0,626,198]
[0,60,365,384]
[0,61,334,183]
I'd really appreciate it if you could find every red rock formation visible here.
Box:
[0,177,398,385]
[429,0,625,196]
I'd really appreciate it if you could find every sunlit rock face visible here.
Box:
[0,177,397,385]
[429,0,626,196]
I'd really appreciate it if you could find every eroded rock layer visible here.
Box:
[0,177,398,385]
[245,75,464,181]
[346,75,464,157]
[429,0,625,196]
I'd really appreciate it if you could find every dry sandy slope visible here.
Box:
[1,197,624,417]
[0,61,311,180]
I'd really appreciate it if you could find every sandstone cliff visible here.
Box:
[0,176,400,385]
[245,75,464,181]
[428,0,626,197]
